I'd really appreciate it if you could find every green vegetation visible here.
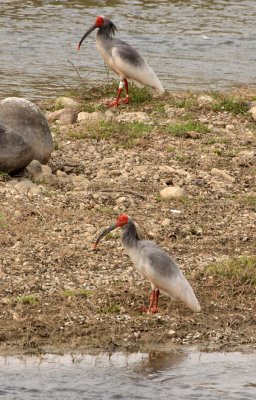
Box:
[205,256,256,285]
[16,295,38,305]
[69,120,152,147]
[0,212,6,228]
[212,97,249,115]
[98,303,121,314]
[166,120,209,137]
[63,289,92,298]
[238,195,256,208]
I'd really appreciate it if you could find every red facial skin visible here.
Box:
[95,16,104,27]
[115,214,129,227]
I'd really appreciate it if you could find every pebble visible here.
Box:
[55,97,80,109]
[249,105,256,121]
[161,218,171,226]
[160,186,186,200]
[211,168,235,183]
[47,108,78,125]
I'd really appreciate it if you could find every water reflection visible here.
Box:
[1,0,256,101]
[131,350,188,376]
[0,351,256,399]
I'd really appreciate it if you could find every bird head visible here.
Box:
[78,16,118,50]
[93,214,129,250]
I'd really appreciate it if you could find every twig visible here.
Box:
[68,59,86,86]
[100,188,146,200]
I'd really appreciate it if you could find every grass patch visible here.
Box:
[16,295,38,305]
[238,195,256,208]
[70,120,152,147]
[205,256,256,285]
[166,120,209,137]
[212,98,249,115]
[0,212,6,228]
[98,304,121,314]
[63,289,92,298]
[169,95,197,110]
[128,85,153,104]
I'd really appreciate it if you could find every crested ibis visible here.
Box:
[93,214,201,314]
[78,16,164,107]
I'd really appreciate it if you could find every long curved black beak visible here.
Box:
[93,224,116,250]
[78,24,97,50]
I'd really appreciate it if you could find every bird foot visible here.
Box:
[138,305,159,314]
[147,307,159,314]
[107,97,129,107]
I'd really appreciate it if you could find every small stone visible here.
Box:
[54,97,80,109]
[211,168,235,183]
[14,180,37,194]
[168,329,176,336]
[47,108,78,124]
[70,174,90,188]
[77,111,104,123]
[116,196,127,204]
[14,210,23,220]
[161,218,171,226]
[198,95,214,106]
[160,186,186,200]
[26,160,56,184]
[249,106,256,121]
[116,111,151,123]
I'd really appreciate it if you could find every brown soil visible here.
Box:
[0,89,255,355]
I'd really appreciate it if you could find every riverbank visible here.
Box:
[0,85,255,355]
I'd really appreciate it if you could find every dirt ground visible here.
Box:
[0,88,255,355]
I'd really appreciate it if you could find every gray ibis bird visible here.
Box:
[78,16,164,107]
[93,214,201,314]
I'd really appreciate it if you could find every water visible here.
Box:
[0,351,256,399]
[0,0,256,101]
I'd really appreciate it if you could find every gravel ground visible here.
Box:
[0,89,255,355]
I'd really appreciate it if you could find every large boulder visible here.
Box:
[0,123,34,173]
[0,97,53,164]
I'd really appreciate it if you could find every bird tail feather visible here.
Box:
[162,273,201,312]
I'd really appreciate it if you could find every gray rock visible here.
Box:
[0,122,34,173]
[0,97,53,164]
[26,160,57,184]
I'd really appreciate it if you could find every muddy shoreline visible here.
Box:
[0,87,255,355]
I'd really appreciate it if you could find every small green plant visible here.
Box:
[128,85,153,104]
[205,256,256,285]
[16,295,38,305]
[212,98,249,115]
[212,148,223,156]
[166,120,209,137]
[238,195,256,208]
[167,145,176,153]
[170,96,197,110]
[70,120,152,147]
[63,289,92,298]
[98,304,121,314]
[0,212,6,228]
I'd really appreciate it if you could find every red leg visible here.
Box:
[121,78,130,104]
[150,289,160,314]
[108,86,123,107]
[146,290,155,314]
[107,79,129,107]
